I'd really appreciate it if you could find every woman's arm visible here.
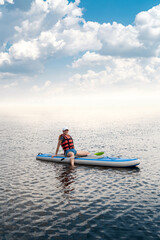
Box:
[52,136,62,157]
[55,139,62,155]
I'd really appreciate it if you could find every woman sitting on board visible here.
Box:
[52,127,90,167]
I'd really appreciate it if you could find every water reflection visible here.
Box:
[55,165,76,197]
[111,166,141,173]
[83,165,141,174]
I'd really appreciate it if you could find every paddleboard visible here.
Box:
[36,154,140,168]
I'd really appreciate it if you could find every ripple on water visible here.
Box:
[0,118,160,240]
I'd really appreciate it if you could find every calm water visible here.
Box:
[0,116,160,240]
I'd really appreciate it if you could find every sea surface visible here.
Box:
[0,116,160,240]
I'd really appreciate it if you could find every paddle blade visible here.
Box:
[94,152,104,156]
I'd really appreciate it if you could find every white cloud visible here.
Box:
[8,31,65,61]
[71,51,112,68]
[98,22,142,57]
[0,52,11,66]
[21,0,83,38]
[31,80,66,97]
[29,0,82,17]
[1,1,160,119]
[3,80,17,88]
[0,72,15,78]
[14,19,45,39]
[71,51,160,85]
[1,0,160,90]
[7,2,160,63]
[135,4,160,57]
[29,0,70,15]
[6,0,85,61]
[32,80,52,92]
[39,30,65,54]
[61,28,101,55]
[0,0,14,5]
[135,5,160,28]
[9,40,40,60]
[69,55,160,90]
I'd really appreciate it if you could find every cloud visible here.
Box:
[0,7,25,48]
[71,51,160,85]
[0,0,14,5]
[3,80,17,88]
[1,0,160,89]
[0,0,84,62]
[71,51,112,68]
[7,31,65,61]
[0,72,16,79]
[98,22,142,57]
[31,80,51,91]
[1,1,160,119]
[31,80,66,94]
[16,0,83,40]
[0,52,11,66]
[9,40,40,60]
[60,28,101,55]
[13,0,98,57]
[135,5,160,57]
[69,55,160,90]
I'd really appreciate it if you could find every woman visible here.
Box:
[53,127,90,167]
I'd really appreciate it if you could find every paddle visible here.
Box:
[60,151,104,161]
[94,152,104,156]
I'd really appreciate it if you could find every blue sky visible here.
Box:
[79,0,158,25]
[0,0,160,119]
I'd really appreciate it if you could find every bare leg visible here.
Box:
[76,151,90,157]
[67,152,75,167]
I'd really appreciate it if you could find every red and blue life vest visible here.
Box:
[60,134,74,152]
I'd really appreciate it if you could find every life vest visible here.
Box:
[60,134,74,152]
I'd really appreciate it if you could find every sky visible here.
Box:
[0,0,160,120]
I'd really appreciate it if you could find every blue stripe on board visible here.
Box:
[37,155,138,163]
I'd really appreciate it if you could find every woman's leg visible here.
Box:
[67,151,75,167]
[76,151,90,157]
